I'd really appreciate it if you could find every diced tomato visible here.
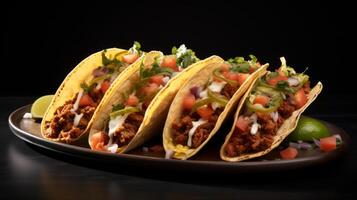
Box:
[182,94,196,111]
[123,53,139,64]
[90,132,105,151]
[161,55,178,71]
[249,66,256,73]
[267,71,288,86]
[254,95,270,106]
[294,88,308,109]
[224,71,239,81]
[79,94,94,107]
[150,75,165,86]
[237,73,249,86]
[280,147,298,160]
[126,95,139,106]
[141,83,159,95]
[235,116,250,132]
[100,80,111,93]
[320,136,336,152]
[220,62,231,72]
[197,106,213,120]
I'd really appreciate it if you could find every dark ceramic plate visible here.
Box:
[8,105,350,174]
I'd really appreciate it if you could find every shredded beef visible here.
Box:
[45,93,97,141]
[221,84,238,99]
[192,122,214,148]
[114,112,144,146]
[278,100,296,118]
[172,116,192,145]
[172,107,223,147]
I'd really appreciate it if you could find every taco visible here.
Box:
[163,55,268,160]
[41,42,143,143]
[89,45,219,153]
[220,57,323,161]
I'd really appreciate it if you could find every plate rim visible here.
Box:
[8,104,351,170]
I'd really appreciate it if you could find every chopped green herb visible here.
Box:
[112,103,125,112]
[139,58,173,80]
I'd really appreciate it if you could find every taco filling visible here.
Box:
[44,42,143,141]
[90,45,199,152]
[171,55,262,149]
[224,57,311,157]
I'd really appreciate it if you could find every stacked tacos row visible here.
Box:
[41,43,322,161]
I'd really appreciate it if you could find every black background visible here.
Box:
[1,2,349,96]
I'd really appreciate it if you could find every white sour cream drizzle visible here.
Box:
[165,149,174,159]
[71,90,83,113]
[208,81,226,93]
[187,119,207,147]
[107,114,129,146]
[73,113,84,127]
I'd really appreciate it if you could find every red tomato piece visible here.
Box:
[253,95,270,106]
[182,94,196,111]
[150,75,165,86]
[294,88,308,109]
[79,94,94,107]
[197,106,213,120]
[235,116,250,132]
[267,71,288,86]
[161,55,178,71]
[126,95,139,106]
[123,53,139,64]
[90,132,106,151]
[237,73,249,86]
[320,136,336,152]
[100,80,111,93]
[280,147,298,160]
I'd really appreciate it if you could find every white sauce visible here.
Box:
[129,43,139,54]
[172,72,180,77]
[73,113,84,127]
[270,111,279,122]
[162,76,170,84]
[107,114,129,145]
[187,119,207,147]
[208,81,226,93]
[211,102,221,110]
[110,72,118,82]
[287,77,299,86]
[175,44,187,58]
[165,149,174,159]
[199,89,208,98]
[250,122,260,135]
[23,113,32,119]
[107,143,118,153]
[71,90,83,113]
[96,80,103,90]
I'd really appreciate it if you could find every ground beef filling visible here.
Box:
[44,90,102,141]
[172,107,223,148]
[225,83,311,157]
[109,112,144,147]
[221,84,238,99]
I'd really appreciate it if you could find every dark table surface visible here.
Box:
[1,95,356,199]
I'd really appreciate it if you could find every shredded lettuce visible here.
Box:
[128,41,142,55]
[172,44,199,68]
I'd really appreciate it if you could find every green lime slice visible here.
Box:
[31,95,54,118]
[288,116,330,142]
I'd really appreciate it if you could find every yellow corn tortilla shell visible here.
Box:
[88,51,224,153]
[41,48,143,143]
[163,62,269,160]
[220,76,323,162]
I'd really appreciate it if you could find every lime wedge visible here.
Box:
[288,116,330,142]
[31,95,54,118]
